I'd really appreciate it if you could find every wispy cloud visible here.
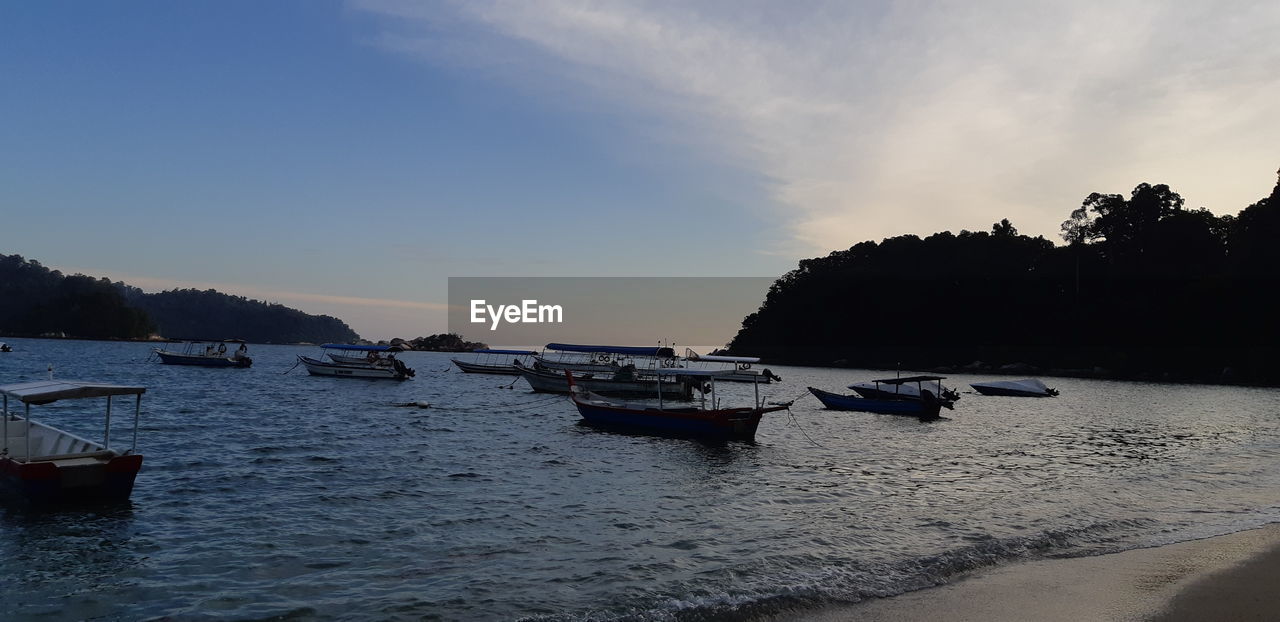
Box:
[354,0,1280,252]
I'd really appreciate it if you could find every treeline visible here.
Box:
[729,170,1280,383]
[121,287,359,344]
[0,253,360,344]
[0,255,153,339]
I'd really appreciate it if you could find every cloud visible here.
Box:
[354,0,1280,252]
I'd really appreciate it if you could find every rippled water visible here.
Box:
[1,338,1278,621]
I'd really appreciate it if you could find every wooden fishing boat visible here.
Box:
[567,370,789,441]
[300,344,414,380]
[153,339,252,368]
[808,376,954,420]
[516,361,693,399]
[1,380,146,505]
[970,378,1059,397]
[451,349,538,375]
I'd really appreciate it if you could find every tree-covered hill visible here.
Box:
[729,169,1280,383]
[0,253,360,344]
[0,255,153,339]
[121,287,359,344]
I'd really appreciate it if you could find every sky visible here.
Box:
[3,1,1279,340]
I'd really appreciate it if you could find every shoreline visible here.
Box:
[793,523,1280,622]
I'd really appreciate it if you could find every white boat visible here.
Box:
[532,343,678,374]
[300,344,414,380]
[451,349,538,375]
[970,378,1059,397]
[515,361,694,400]
[1,380,146,505]
[684,350,780,384]
[153,339,252,368]
[850,379,960,402]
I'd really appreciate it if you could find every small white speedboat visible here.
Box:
[970,378,1059,397]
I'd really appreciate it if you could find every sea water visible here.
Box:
[1,338,1278,620]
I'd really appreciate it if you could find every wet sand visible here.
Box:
[798,523,1280,622]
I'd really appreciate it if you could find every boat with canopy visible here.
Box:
[532,343,678,374]
[970,378,1059,397]
[451,349,538,375]
[567,369,790,441]
[684,349,781,384]
[299,344,414,380]
[515,361,695,399]
[808,375,954,420]
[1,380,146,504]
[153,339,252,368]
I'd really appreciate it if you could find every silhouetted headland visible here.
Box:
[729,169,1280,386]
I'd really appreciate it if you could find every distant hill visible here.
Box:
[0,252,360,344]
[121,287,359,344]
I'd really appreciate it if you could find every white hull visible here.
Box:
[299,356,409,380]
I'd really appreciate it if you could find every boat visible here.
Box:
[450,349,538,375]
[153,339,252,368]
[0,343,11,353]
[970,378,1059,397]
[299,344,414,380]
[684,349,781,384]
[1,380,146,504]
[808,375,955,420]
[567,370,790,441]
[516,361,694,400]
[532,343,678,374]
[849,378,960,403]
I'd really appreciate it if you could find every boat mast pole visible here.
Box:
[25,403,31,463]
[104,395,112,449]
[2,394,7,456]
[754,376,760,409]
[132,394,141,454]
[657,372,664,410]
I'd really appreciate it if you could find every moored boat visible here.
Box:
[809,375,954,420]
[0,343,11,353]
[567,370,789,441]
[970,378,1059,397]
[451,349,538,375]
[516,361,693,399]
[533,343,678,374]
[153,339,252,368]
[1,380,146,505]
[684,350,781,384]
[300,344,414,380]
[849,378,960,403]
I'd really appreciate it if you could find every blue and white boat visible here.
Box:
[153,340,252,368]
[532,343,678,374]
[451,349,538,375]
[809,375,954,420]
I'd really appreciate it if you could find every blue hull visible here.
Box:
[808,387,941,419]
[156,351,252,368]
[572,400,765,441]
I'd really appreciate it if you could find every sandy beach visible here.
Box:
[797,523,1280,622]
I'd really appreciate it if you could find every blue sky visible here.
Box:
[4,1,1279,339]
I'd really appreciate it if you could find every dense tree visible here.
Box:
[731,169,1280,383]
[1,252,360,343]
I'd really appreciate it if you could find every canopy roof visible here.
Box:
[687,353,762,363]
[0,380,146,405]
[653,368,740,377]
[321,343,404,352]
[474,349,538,355]
[168,338,246,343]
[545,343,676,357]
[869,375,946,385]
